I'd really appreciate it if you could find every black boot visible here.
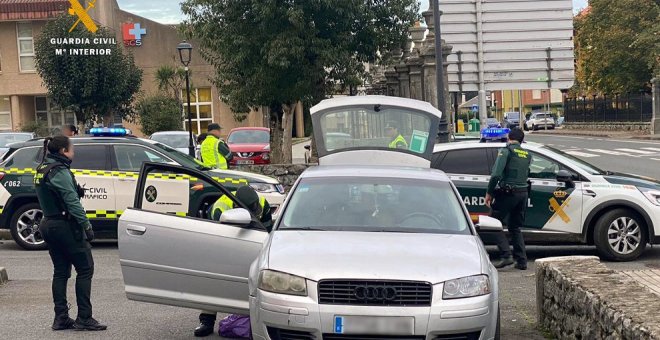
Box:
[492,256,514,269]
[73,317,107,331]
[52,313,75,330]
[194,322,215,337]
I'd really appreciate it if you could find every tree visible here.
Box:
[574,0,659,94]
[34,14,143,126]
[155,65,188,105]
[137,95,184,136]
[181,0,419,163]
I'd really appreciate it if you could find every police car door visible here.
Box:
[70,145,117,226]
[118,162,267,314]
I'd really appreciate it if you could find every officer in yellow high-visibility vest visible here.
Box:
[385,122,408,149]
[194,185,272,337]
[200,123,232,169]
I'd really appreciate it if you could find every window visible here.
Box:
[528,152,561,179]
[2,147,41,168]
[532,90,542,100]
[435,149,490,175]
[182,88,213,135]
[17,23,35,72]
[70,145,108,170]
[35,97,76,132]
[114,145,170,171]
[0,96,11,129]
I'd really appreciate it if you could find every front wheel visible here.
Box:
[9,202,47,250]
[532,124,538,131]
[594,208,647,261]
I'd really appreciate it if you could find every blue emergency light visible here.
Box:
[89,127,131,137]
[480,128,510,143]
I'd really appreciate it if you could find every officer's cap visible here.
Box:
[207,123,222,131]
[235,185,259,207]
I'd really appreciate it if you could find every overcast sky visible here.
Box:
[116,0,589,25]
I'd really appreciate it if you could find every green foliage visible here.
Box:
[20,121,50,137]
[34,14,143,124]
[181,0,420,162]
[574,0,659,94]
[137,95,184,136]
[155,65,188,103]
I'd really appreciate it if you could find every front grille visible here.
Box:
[267,327,316,340]
[433,331,481,340]
[318,280,432,306]
[324,335,424,340]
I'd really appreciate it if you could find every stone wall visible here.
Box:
[563,122,651,133]
[536,256,660,340]
[235,164,313,191]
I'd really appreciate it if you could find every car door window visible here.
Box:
[529,152,562,179]
[114,145,170,172]
[2,147,41,168]
[434,149,489,175]
[71,145,108,170]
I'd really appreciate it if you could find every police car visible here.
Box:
[434,128,660,261]
[0,128,285,250]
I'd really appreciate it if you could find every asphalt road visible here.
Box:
[526,134,660,180]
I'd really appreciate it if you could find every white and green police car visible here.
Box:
[0,128,285,250]
[434,128,660,261]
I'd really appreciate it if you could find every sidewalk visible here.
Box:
[531,128,658,140]
[623,270,660,297]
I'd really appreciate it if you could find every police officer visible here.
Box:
[35,136,107,331]
[385,122,408,149]
[194,185,272,337]
[485,128,531,270]
[200,123,233,169]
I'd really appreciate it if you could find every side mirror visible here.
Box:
[475,215,503,232]
[304,145,311,150]
[220,208,252,226]
[556,170,575,188]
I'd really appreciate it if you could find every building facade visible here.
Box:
[0,0,267,136]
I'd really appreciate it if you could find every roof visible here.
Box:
[0,0,68,21]
[300,165,451,182]
[10,136,152,148]
[311,95,443,118]
[229,127,269,132]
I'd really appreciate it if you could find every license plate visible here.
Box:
[334,316,414,335]
[236,160,254,165]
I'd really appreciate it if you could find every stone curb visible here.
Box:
[0,267,7,285]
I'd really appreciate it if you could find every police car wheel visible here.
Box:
[9,202,47,251]
[594,208,647,261]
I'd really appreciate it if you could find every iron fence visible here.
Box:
[564,93,653,123]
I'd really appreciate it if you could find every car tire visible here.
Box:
[532,124,537,131]
[494,306,501,340]
[523,124,529,131]
[594,208,647,261]
[9,202,47,251]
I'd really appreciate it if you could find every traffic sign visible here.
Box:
[471,104,479,112]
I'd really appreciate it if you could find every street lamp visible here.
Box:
[177,40,195,157]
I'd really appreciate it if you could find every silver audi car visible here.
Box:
[119,96,501,339]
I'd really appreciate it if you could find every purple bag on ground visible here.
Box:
[219,314,252,339]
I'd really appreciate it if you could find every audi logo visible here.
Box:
[353,285,398,301]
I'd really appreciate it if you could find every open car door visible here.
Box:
[118,162,268,314]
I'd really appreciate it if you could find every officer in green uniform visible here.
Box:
[200,123,233,169]
[194,185,272,337]
[485,128,532,270]
[35,136,107,331]
[385,122,408,149]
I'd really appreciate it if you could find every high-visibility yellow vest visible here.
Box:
[201,135,228,170]
[211,192,266,221]
[388,134,408,149]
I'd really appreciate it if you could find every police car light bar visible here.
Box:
[480,128,510,143]
[89,127,131,137]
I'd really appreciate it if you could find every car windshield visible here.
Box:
[228,130,270,144]
[151,133,190,148]
[0,134,32,147]
[540,145,605,175]
[150,142,210,171]
[487,118,498,124]
[279,177,471,235]
[506,113,520,119]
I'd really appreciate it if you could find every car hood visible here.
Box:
[210,168,279,184]
[266,231,483,284]
[228,143,269,152]
[604,172,660,190]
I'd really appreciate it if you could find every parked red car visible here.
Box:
[226,127,271,165]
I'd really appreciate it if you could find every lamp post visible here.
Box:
[177,41,195,157]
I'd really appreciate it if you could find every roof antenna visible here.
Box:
[374,104,381,112]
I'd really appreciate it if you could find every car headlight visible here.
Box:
[249,183,277,193]
[258,270,307,296]
[263,145,271,151]
[261,152,270,160]
[639,187,660,206]
[442,275,490,300]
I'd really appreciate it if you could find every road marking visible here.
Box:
[586,149,628,156]
[642,147,660,152]
[565,150,599,158]
[652,158,660,161]
[615,148,657,155]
